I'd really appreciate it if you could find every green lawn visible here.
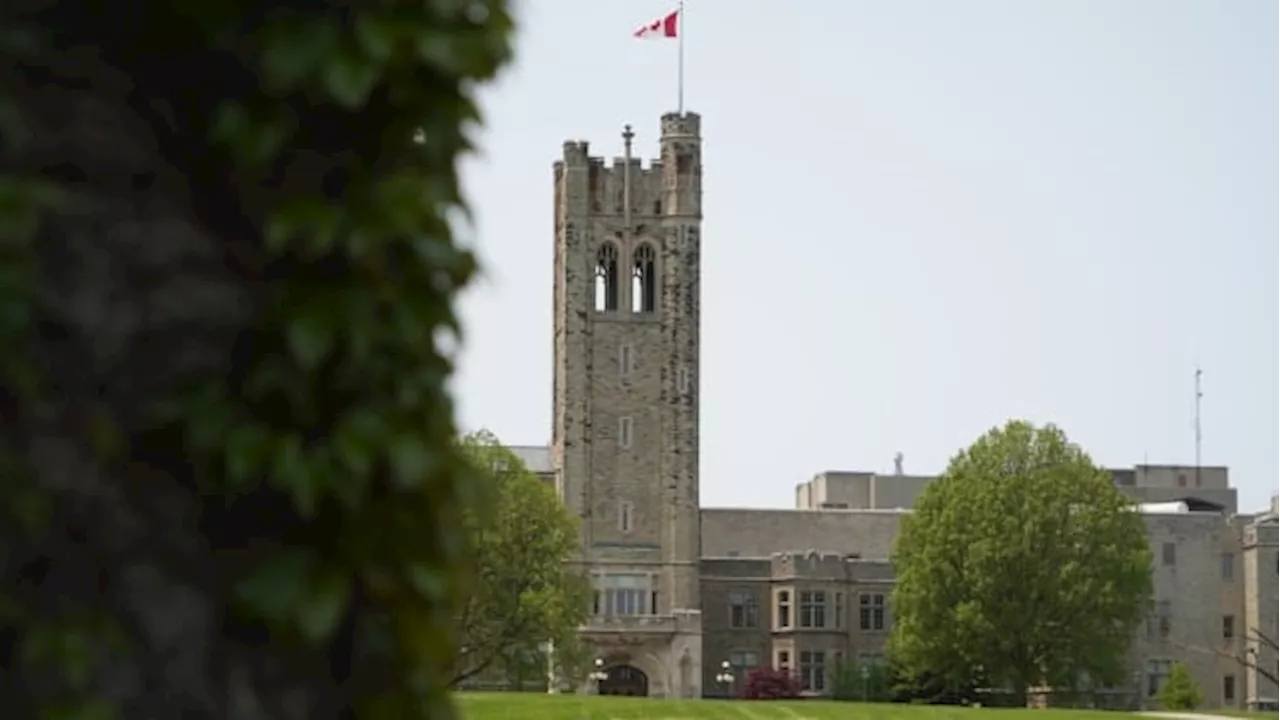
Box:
[454,693,1139,720]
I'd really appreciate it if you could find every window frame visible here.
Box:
[776,590,791,629]
[859,592,886,631]
[729,590,759,629]
[618,416,633,449]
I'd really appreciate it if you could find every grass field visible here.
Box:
[455,693,1152,720]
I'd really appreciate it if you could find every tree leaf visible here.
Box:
[354,14,398,61]
[297,567,353,645]
[40,700,120,720]
[260,17,341,93]
[388,433,434,489]
[234,548,315,626]
[323,44,381,109]
[286,313,335,371]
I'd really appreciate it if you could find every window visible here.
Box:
[618,416,633,449]
[729,651,759,679]
[777,591,791,629]
[1162,542,1176,566]
[1223,615,1235,640]
[729,590,759,628]
[594,243,619,312]
[776,650,790,671]
[618,500,634,533]
[592,574,655,616]
[1147,601,1172,641]
[799,651,826,692]
[1177,474,1187,488]
[631,243,656,313]
[799,591,827,629]
[619,344,635,376]
[858,652,886,666]
[835,593,843,629]
[1146,659,1172,697]
[676,366,689,394]
[1223,674,1236,704]
[859,593,885,631]
[1221,553,1235,581]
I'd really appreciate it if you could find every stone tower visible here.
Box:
[551,112,704,698]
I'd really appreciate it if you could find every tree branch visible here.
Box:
[449,610,534,687]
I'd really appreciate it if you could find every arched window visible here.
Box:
[595,243,619,312]
[631,243,656,314]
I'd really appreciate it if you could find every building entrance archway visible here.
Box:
[599,665,649,697]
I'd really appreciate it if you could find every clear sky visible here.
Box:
[453,0,1279,512]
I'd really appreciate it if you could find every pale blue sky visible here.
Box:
[454,0,1278,512]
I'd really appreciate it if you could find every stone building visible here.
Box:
[516,110,1279,708]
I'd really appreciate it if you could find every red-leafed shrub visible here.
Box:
[741,667,802,700]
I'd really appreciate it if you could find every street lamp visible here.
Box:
[861,663,870,701]
[589,658,609,694]
[715,660,735,696]
[538,641,556,694]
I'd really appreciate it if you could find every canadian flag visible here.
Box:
[634,9,679,39]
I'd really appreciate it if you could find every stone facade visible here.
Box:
[536,111,1278,708]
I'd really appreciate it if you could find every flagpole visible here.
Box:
[677,0,685,114]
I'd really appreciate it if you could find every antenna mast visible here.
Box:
[1194,365,1203,486]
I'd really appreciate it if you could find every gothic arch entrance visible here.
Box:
[599,665,649,697]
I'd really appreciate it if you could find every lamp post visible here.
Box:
[588,658,609,695]
[1132,670,1144,711]
[861,663,870,701]
[715,660,735,697]
[538,641,556,694]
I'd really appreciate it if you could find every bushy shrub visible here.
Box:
[741,667,802,700]
[832,660,893,702]
[1157,662,1202,710]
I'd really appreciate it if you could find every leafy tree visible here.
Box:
[451,431,589,688]
[0,1,513,717]
[888,420,1153,707]
[1156,662,1202,710]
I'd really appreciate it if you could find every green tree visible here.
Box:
[0,1,513,717]
[888,420,1153,707]
[1156,662,1202,710]
[451,431,589,688]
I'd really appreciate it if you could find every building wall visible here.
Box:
[1131,513,1246,709]
[1242,511,1278,708]
[701,508,904,560]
